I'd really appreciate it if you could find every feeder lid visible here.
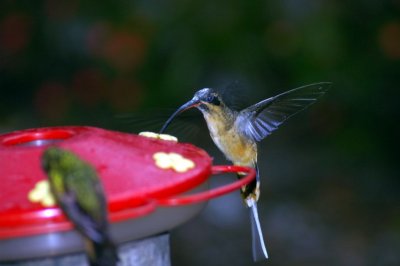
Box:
[0,126,212,239]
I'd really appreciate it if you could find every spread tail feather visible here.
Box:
[249,202,268,261]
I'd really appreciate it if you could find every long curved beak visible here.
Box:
[160,98,200,133]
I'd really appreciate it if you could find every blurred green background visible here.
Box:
[1,1,399,265]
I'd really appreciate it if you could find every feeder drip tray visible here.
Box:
[0,127,256,265]
[0,234,170,266]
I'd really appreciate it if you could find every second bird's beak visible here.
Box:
[160,98,200,133]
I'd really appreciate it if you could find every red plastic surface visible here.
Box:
[158,165,256,206]
[0,126,255,239]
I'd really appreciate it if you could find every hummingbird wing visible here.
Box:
[60,181,107,244]
[236,82,330,142]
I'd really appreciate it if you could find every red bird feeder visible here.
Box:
[0,126,255,264]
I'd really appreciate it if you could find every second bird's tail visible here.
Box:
[86,238,120,266]
[249,201,268,261]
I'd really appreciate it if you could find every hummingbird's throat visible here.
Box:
[198,103,209,112]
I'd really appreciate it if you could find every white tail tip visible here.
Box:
[249,202,268,261]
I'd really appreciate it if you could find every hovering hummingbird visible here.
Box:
[160,82,330,261]
[41,147,119,266]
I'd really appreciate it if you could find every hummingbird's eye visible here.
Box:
[205,94,220,105]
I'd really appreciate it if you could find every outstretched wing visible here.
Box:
[236,82,330,142]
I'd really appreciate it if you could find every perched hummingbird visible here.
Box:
[160,82,330,261]
[41,147,119,266]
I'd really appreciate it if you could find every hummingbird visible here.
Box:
[160,82,330,261]
[41,147,119,266]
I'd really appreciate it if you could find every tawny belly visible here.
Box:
[211,132,256,167]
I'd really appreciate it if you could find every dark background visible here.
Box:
[1,1,399,265]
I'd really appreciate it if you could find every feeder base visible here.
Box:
[0,233,170,266]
